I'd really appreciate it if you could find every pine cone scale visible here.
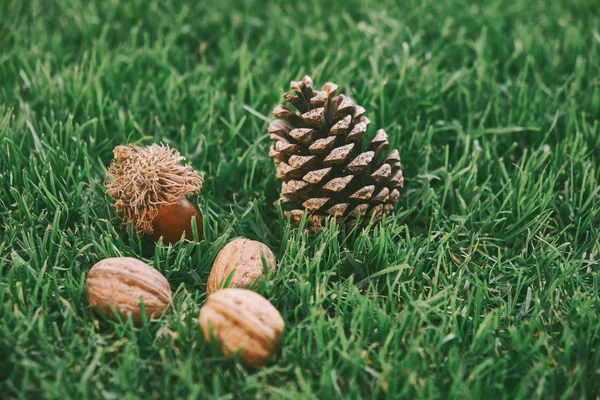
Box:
[308,136,337,154]
[303,167,332,184]
[323,144,354,165]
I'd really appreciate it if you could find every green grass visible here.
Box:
[1,0,599,398]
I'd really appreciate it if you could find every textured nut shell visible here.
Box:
[207,238,277,295]
[86,257,172,325]
[199,288,284,367]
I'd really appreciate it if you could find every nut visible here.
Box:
[149,198,203,243]
[207,238,277,295]
[199,288,284,367]
[86,257,172,325]
[105,144,203,239]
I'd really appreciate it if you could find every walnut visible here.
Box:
[199,288,284,367]
[86,257,171,325]
[207,238,277,295]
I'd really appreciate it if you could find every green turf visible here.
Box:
[1,0,599,398]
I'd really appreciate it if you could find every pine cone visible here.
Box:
[268,76,403,231]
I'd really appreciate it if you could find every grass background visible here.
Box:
[1,0,599,398]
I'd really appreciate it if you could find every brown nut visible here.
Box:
[199,288,284,367]
[86,257,172,325]
[149,198,204,244]
[105,144,204,243]
[206,238,277,295]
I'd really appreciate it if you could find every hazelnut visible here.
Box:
[86,257,171,325]
[105,144,204,243]
[207,238,276,295]
[149,198,203,243]
[199,288,284,367]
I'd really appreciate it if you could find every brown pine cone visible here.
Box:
[268,76,403,231]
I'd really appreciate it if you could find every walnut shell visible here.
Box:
[199,288,284,367]
[86,257,172,325]
[206,238,277,295]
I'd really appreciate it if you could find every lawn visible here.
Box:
[1,0,599,398]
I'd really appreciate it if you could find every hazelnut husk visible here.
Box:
[199,288,284,367]
[207,238,277,295]
[86,257,172,325]
[105,144,204,243]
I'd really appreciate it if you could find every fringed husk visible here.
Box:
[105,144,203,235]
